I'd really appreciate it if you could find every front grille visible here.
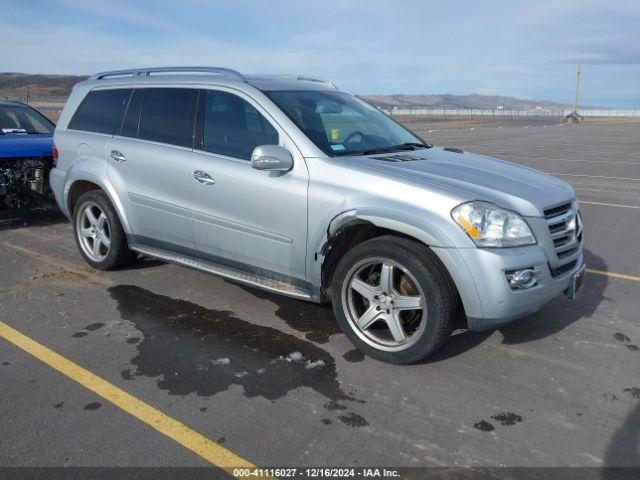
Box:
[544,200,582,270]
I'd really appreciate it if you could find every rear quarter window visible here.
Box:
[68,89,131,134]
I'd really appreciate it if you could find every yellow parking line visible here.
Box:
[586,269,640,283]
[548,173,640,181]
[581,201,640,210]
[0,321,264,478]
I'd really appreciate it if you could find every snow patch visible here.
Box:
[286,351,304,362]
[210,358,231,366]
[271,352,325,370]
[304,359,325,370]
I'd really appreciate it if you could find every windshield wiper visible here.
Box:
[401,142,432,149]
[360,142,432,156]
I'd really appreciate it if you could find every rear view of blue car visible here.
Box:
[0,101,55,208]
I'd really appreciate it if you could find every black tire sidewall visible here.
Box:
[331,236,454,364]
[72,190,132,270]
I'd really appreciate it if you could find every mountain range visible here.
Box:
[1,72,573,109]
[361,93,572,110]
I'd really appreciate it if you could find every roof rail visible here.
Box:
[248,74,338,89]
[292,75,338,89]
[89,66,246,82]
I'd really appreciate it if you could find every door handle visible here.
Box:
[110,150,126,162]
[193,170,215,185]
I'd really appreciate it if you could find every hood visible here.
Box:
[345,147,575,217]
[0,133,53,159]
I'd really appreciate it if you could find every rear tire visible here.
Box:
[72,190,136,270]
[331,235,457,364]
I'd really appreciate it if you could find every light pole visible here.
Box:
[567,64,583,123]
[573,64,581,113]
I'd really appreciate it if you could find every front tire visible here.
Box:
[73,190,136,270]
[331,235,457,364]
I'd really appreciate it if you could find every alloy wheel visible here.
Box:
[341,257,427,351]
[76,201,111,262]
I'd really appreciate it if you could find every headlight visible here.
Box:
[451,201,536,247]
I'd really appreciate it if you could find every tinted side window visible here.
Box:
[68,89,131,134]
[120,89,144,138]
[201,90,278,160]
[138,88,197,148]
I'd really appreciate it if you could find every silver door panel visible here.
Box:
[189,149,308,279]
[106,137,193,248]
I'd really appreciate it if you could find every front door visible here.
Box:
[188,88,308,280]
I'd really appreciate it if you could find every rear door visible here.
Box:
[107,87,198,249]
[63,87,131,206]
[188,88,309,280]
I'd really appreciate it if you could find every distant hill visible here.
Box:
[360,93,572,110]
[0,73,87,102]
[1,72,572,110]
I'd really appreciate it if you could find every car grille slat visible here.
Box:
[544,203,572,219]
[557,246,580,259]
[549,222,567,234]
[550,259,578,278]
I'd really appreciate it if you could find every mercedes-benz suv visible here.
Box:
[50,67,585,364]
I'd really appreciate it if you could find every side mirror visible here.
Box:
[250,145,293,172]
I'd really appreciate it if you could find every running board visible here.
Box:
[131,245,313,300]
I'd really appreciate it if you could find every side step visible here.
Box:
[132,245,313,300]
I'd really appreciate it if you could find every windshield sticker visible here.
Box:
[330,144,346,151]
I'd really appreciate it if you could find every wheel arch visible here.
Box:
[66,174,132,235]
[315,209,482,320]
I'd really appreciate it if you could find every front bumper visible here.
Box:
[433,244,585,332]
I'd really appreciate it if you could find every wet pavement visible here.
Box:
[1,122,639,469]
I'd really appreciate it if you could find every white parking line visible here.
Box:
[549,173,640,181]
[581,201,640,210]
[508,157,640,166]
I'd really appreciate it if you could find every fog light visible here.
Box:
[506,268,537,289]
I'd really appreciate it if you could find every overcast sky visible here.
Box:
[1,0,639,106]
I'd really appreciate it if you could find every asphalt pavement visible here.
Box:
[1,121,639,475]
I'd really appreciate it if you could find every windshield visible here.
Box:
[0,104,55,135]
[266,90,426,156]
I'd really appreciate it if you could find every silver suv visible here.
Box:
[51,66,585,364]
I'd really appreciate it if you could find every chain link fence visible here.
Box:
[384,107,640,130]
